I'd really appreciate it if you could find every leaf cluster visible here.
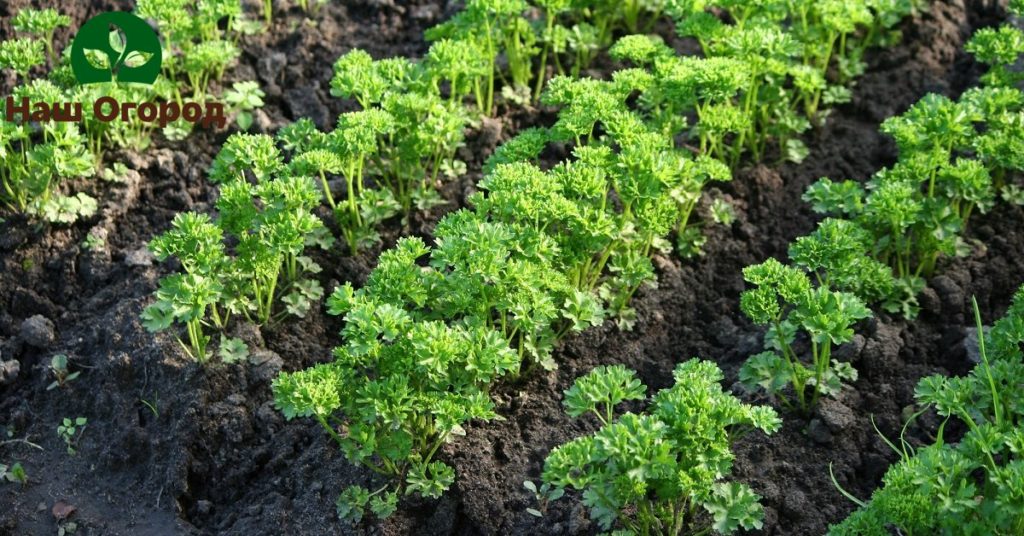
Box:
[738,258,871,412]
[422,0,669,113]
[135,0,254,104]
[142,136,326,360]
[805,85,1024,314]
[542,360,781,535]
[830,287,1024,535]
[272,235,525,519]
[11,8,71,64]
[478,74,732,324]
[328,49,469,243]
[0,79,97,222]
[56,416,87,455]
[662,0,918,162]
[966,15,1024,88]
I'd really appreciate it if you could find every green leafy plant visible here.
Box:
[56,417,87,455]
[478,75,732,325]
[738,258,871,413]
[273,261,519,521]
[69,78,177,159]
[11,8,71,64]
[81,233,105,251]
[523,479,564,517]
[224,81,265,130]
[330,49,469,219]
[966,15,1024,88]
[788,217,898,309]
[805,84,1023,314]
[218,336,249,364]
[135,0,248,105]
[830,289,1024,535]
[339,212,579,370]
[335,485,400,524]
[542,360,781,534]
[414,0,674,109]
[273,205,625,518]
[328,109,397,253]
[183,40,240,102]
[426,0,533,115]
[46,354,81,391]
[142,154,325,360]
[0,81,97,221]
[662,0,917,162]
[0,38,45,80]
[0,4,247,177]
[0,462,28,485]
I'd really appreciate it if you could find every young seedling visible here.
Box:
[56,417,87,455]
[0,462,28,485]
[335,485,399,524]
[224,81,266,131]
[218,336,249,364]
[81,234,105,251]
[139,395,159,418]
[523,480,564,517]
[46,354,81,391]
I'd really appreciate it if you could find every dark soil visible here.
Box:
[1,1,1022,535]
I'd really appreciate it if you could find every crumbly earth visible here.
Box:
[0,0,1021,535]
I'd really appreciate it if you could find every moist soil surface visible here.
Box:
[1,1,1022,535]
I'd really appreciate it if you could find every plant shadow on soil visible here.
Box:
[0,0,1022,535]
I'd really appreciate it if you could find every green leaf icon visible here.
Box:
[70,11,161,85]
[108,26,125,54]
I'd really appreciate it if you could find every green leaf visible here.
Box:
[739,351,792,395]
[140,301,175,332]
[405,461,455,499]
[562,365,646,422]
[369,491,399,519]
[218,336,249,364]
[704,482,765,533]
[108,27,125,54]
[785,138,810,164]
[336,485,370,524]
[122,50,153,68]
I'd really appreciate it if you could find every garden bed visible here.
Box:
[1,0,1022,535]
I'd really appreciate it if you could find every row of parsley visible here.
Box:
[825,2,1024,532]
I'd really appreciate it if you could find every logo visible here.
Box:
[6,11,225,129]
[70,12,161,85]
